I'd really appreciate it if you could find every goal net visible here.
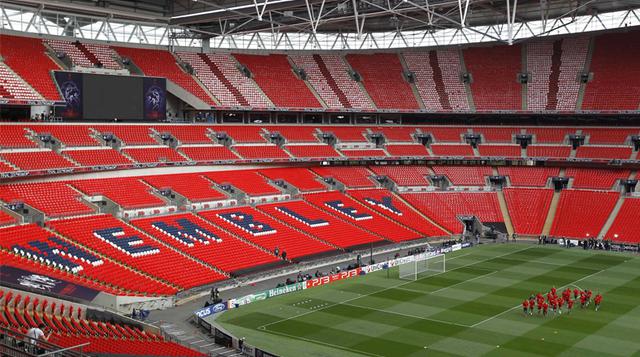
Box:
[398,254,445,281]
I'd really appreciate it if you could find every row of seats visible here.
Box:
[0,62,42,101]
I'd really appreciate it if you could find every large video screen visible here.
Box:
[83,74,143,120]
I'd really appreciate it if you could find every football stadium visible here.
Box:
[0,0,639,356]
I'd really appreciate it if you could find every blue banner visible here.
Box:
[194,302,227,318]
[143,77,166,120]
[54,71,83,119]
[0,265,100,301]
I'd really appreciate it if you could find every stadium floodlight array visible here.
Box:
[398,253,445,281]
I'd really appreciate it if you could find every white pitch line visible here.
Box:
[263,328,384,357]
[341,302,472,328]
[470,268,608,328]
[394,269,498,295]
[258,245,534,330]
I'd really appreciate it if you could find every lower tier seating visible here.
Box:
[605,198,640,243]
[504,188,553,235]
[549,190,619,238]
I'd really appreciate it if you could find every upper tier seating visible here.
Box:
[198,206,333,259]
[0,210,17,226]
[345,53,419,110]
[122,147,187,163]
[319,126,368,142]
[464,45,522,110]
[403,50,470,111]
[212,126,266,143]
[257,200,383,248]
[176,52,270,107]
[290,54,374,109]
[266,126,319,142]
[1,151,76,171]
[565,168,630,189]
[258,168,327,192]
[504,188,553,235]
[477,144,522,157]
[526,127,574,143]
[471,127,519,143]
[0,62,42,101]
[0,224,176,295]
[401,192,503,233]
[0,182,94,217]
[527,145,572,158]
[431,166,492,186]
[234,145,289,159]
[347,189,447,237]
[0,35,61,100]
[93,125,156,145]
[583,128,639,144]
[550,190,619,238]
[204,170,281,196]
[368,165,431,186]
[113,46,214,105]
[385,144,429,157]
[497,167,560,187]
[142,173,227,202]
[31,125,99,146]
[303,191,422,242]
[0,126,37,148]
[285,144,342,159]
[154,125,211,144]
[233,54,321,108]
[526,38,588,111]
[62,149,132,167]
[575,146,632,160]
[430,144,475,157]
[46,39,121,70]
[339,149,387,157]
[131,213,278,273]
[71,177,166,209]
[605,198,640,243]
[48,215,225,289]
[310,166,375,188]
[180,146,239,161]
[582,32,640,110]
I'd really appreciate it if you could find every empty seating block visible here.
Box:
[122,147,187,163]
[303,191,421,242]
[403,51,470,111]
[371,127,417,142]
[131,213,278,273]
[472,127,518,143]
[0,210,17,226]
[526,127,573,143]
[0,161,15,173]
[385,144,429,157]
[464,45,522,111]
[575,146,632,160]
[346,53,419,110]
[401,192,503,234]
[285,145,342,159]
[49,215,224,289]
[550,190,618,238]
[583,128,639,145]
[258,168,327,192]
[234,145,289,159]
[46,39,95,68]
[431,166,492,186]
[180,146,239,161]
[71,177,166,209]
[233,54,321,108]
[422,127,466,142]
[478,145,522,157]
[53,335,204,357]
[204,170,281,196]
[213,126,266,143]
[582,32,640,110]
[0,126,37,148]
[154,125,212,144]
[565,168,630,189]
[143,174,227,202]
[339,149,387,157]
[504,188,553,235]
[0,182,94,217]
[605,198,640,243]
[497,167,559,187]
[430,144,474,157]
[0,35,61,100]
[63,149,132,167]
[311,166,375,188]
[319,126,368,142]
[0,62,42,101]
[267,126,319,142]
[198,206,333,259]
[31,125,98,147]
[527,145,572,158]
[257,200,383,248]
[348,189,446,237]
[369,165,431,186]
[1,151,76,171]
[94,125,156,145]
[113,46,215,105]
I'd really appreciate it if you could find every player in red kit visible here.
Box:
[542,302,549,316]
[551,287,557,296]
[522,300,529,315]
[567,298,574,313]
[573,288,579,300]
[586,290,593,306]
[537,299,543,315]
[557,297,564,314]
[580,293,587,308]
[594,293,602,311]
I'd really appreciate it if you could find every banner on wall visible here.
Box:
[54,71,83,119]
[143,77,166,120]
[0,265,100,301]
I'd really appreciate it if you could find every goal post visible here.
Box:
[398,254,446,281]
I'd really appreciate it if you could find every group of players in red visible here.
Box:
[522,287,603,316]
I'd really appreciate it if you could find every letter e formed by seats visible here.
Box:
[217,212,277,236]
[93,227,160,257]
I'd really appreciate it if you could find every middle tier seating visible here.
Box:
[257,168,327,192]
[48,215,225,289]
[431,166,492,186]
[385,144,430,157]
[368,165,431,186]
[31,125,99,147]
[497,167,560,187]
[575,146,633,160]
[1,151,76,171]
[233,145,289,159]
[62,148,133,167]
[430,144,474,157]
[285,144,342,159]
[204,170,281,196]
[0,182,94,217]
[70,177,166,209]
[180,146,239,161]
[477,144,522,158]
[142,173,227,202]
[122,147,187,163]
[310,166,376,188]
[549,190,619,238]
[565,168,630,189]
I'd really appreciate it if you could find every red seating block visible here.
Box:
[31,125,98,147]
[431,166,492,186]
[605,198,640,243]
[550,190,618,238]
[234,145,289,159]
[477,145,522,158]
[266,126,319,142]
[565,168,630,189]
[63,149,132,167]
[180,146,239,161]
[340,149,387,157]
[527,145,572,158]
[0,126,36,148]
[368,165,431,186]
[385,144,429,157]
[142,173,227,202]
[2,151,76,171]
[122,147,187,163]
[212,126,265,143]
[504,188,553,235]
[430,144,474,157]
[71,178,166,209]
[93,125,156,145]
[0,182,93,217]
[258,168,327,192]
[497,167,559,187]
[310,166,375,188]
[0,210,17,226]
[285,145,342,159]
[154,125,212,144]
[204,170,280,196]
[575,146,632,160]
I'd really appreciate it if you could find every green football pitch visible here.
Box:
[216,244,640,356]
